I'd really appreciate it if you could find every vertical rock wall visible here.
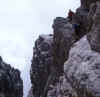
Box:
[29,35,53,97]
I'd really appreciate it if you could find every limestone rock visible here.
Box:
[29,1,100,97]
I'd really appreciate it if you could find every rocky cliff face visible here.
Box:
[29,0,100,97]
[87,1,100,52]
[0,57,23,97]
[64,36,100,97]
[29,35,53,97]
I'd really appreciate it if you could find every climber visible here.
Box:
[68,9,74,22]
[68,10,81,39]
[72,23,81,40]
[72,19,81,40]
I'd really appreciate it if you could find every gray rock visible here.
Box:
[30,34,53,97]
[29,1,100,97]
[64,36,100,97]
[29,17,78,97]
[87,1,100,52]
[76,7,89,36]
[46,17,81,97]
[52,17,76,74]
[29,15,89,97]
[0,57,23,97]
[47,76,77,97]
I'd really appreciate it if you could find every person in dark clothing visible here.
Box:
[72,23,81,40]
[68,10,80,40]
[68,10,81,39]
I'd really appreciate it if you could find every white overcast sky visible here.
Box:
[0,0,80,97]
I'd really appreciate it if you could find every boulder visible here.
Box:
[52,17,76,74]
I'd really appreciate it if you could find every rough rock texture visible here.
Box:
[87,1,100,53]
[64,36,100,97]
[52,17,76,75]
[48,36,100,97]
[81,0,98,9]
[47,76,77,97]
[29,0,100,97]
[30,34,53,97]
[0,57,23,97]
[29,17,80,97]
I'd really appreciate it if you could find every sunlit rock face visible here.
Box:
[0,57,23,97]
[47,36,100,97]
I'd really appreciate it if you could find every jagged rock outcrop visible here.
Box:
[64,36,100,97]
[0,57,23,97]
[48,36,100,97]
[30,34,53,97]
[87,1,100,53]
[46,3,90,97]
[29,17,80,97]
[52,17,76,75]
[47,75,77,97]
[76,7,89,36]
[29,0,100,97]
